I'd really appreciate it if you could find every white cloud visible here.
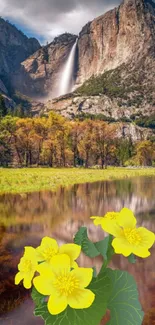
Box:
[0,0,120,43]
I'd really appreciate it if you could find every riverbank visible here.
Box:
[0,167,155,194]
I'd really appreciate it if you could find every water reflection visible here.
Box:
[0,177,155,324]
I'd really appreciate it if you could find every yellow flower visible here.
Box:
[105,208,155,258]
[15,247,38,289]
[33,254,95,315]
[36,236,81,268]
[91,212,121,236]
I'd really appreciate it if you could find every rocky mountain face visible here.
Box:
[76,0,155,85]
[13,0,155,95]
[42,0,155,138]
[11,0,155,125]
[40,95,152,142]
[0,0,155,137]
[0,17,40,101]
[44,93,154,120]
[12,33,77,98]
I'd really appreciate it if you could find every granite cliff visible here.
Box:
[0,17,40,107]
[76,0,155,85]
[0,0,155,132]
[12,33,77,98]
[11,0,155,122]
[13,0,155,96]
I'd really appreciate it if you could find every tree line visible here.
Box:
[0,112,155,168]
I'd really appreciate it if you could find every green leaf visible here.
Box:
[34,272,111,325]
[31,287,46,306]
[105,269,144,325]
[95,235,114,262]
[92,266,97,278]
[128,253,136,264]
[73,226,86,244]
[73,227,100,258]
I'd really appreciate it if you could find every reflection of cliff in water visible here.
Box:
[0,177,155,231]
[0,177,155,324]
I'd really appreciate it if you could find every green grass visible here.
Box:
[0,167,155,194]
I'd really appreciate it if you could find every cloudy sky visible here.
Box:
[0,0,120,43]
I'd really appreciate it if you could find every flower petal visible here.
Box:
[15,272,24,285]
[71,268,93,288]
[37,262,54,276]
[47,294,67,315]
[72,261,79,268]
[23,274,33,289]
[18,257,25,271]
[49,254,70,276]
[132,246,150,258]
[100,219,122,237]
[33,275,55,295]
[112,238,132,257]
[104,212,120,220]
[59,244,81,267]
[137,227,155,249]
[90,216,103,226]
[18,255,37,272]
[117,208,137,229]
[36,237,59,261]
[68,288,95,309]
[24,246,37,257]
[35,250,45,262]
[40,237,59,250]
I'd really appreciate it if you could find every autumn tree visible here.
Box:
[43,112,71,167]
[0,116,18,166]
[116,137,134,166]
[33,117,48,165]
[93,121,116,168]
[135,140,154,166]
[0,131,12,166]
[0,110,153,168]
[69,121,81,167]
[15,118,43,166]
[78,120,95,168]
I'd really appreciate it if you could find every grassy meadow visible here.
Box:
[0,167,155,194]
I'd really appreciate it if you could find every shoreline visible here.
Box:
[0,167,155,195]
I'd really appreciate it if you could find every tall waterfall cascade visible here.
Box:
[58,39,78,97]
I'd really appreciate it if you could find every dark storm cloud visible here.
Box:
[0,0,120,42]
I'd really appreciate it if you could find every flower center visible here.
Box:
[42,247,57,261]
[54,273,79,296]
[21,259,34,273]
[105,212,119,220]
[124,228,141,245]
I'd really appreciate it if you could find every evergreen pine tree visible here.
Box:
[0,94,7,117]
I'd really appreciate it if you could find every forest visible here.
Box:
[0,109,155,168]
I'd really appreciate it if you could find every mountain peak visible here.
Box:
[0,17,41,99]
[52,33,77,46]
[0,17,40,47]
[122,0,155,10]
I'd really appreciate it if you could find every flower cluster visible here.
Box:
[91,208,155,258]
[15,208,155,322]
[15,237,95,315]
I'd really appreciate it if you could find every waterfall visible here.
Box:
[58,39,78,97]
